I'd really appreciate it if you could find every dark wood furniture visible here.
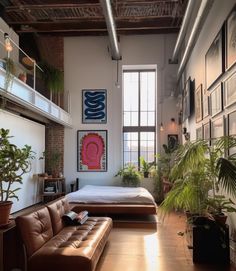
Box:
[39,177,66,203]
[0,221,24,271]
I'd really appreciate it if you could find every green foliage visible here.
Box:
[115,163,141,187]
[39,61,64,93]
[3,57,15,91]
[0,128,34,201]
[41,150,62,176]
[159,136,236,218]
[139,156,155,177]
[207,195,236,215]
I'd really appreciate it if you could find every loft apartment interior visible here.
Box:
[2,0,236,271]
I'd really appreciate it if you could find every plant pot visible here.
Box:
[213,214,227,225]
[143,172,149,178]
[0,201,12,226]
[18,73,27,83]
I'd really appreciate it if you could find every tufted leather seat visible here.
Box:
[16,197,112,271]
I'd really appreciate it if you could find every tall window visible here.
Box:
[123,70,156,168]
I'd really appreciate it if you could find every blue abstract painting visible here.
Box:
[82,89,107,123]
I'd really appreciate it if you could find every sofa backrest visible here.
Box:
[16,206,53,257]
[46,197,70,235]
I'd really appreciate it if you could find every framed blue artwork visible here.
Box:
[82,89,107,124]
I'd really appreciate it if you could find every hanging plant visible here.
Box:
[39,61,64,94]
[3,57,15,91]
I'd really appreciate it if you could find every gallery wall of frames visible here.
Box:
[182,5,236,142]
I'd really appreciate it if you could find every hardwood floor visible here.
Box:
[96,212,236,271]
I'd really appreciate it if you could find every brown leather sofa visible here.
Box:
[16,197,112,271]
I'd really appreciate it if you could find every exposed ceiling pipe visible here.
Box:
[177,0,214,80]
[100,0,121,60]
[170,0,196,63]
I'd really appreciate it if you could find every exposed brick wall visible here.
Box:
[36,35,65,108]
[36,35,64,70]
[45,122,64,176]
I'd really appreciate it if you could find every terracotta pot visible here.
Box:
[18,73,27,83]
[0,201,12,226]
[213,214,227,225]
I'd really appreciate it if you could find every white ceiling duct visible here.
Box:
[100,0,121,60]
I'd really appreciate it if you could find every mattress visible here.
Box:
[66,185,156,205]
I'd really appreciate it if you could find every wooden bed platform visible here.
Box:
[69,203,157,215]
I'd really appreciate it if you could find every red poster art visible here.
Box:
[77,130,107,172]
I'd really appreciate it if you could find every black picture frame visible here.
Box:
[82,89,107,124]
[77,130,108,172]
[196,126,203,140]
[167,134,179,149]
[228,110,236,155]
[203,94,209,119]
[182,77,192,122]
[211,117,224,144]
[210,83,222,117]
[203,121,211,141]
[195,84,203,123]
[226,5,236,70]
[205,28,224,90]
[224,71,236,108]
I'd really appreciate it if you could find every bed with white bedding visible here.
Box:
[66,185,157,215]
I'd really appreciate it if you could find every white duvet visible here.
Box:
[66,185,156,205]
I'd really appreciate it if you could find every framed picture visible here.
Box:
[203,121,211,141]
[210,84,222,117]
[182,77,192,122]
[228,110,236,154]
[195,84,203,122]
[196,126,203,140]
[226,5,236,69]
[224,71,236,108]
[205,28,224,90]
[203,95,209,119]
[167,134,178,149]
[211,117,224,144]
[82,89,107,123]
[77,130,107,172]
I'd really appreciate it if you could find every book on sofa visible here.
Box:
[62,210,88,225]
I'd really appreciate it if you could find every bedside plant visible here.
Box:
[115,163,141,187]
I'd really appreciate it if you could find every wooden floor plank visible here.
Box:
[96,212,236,271]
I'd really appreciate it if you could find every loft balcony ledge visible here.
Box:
[0,67,72,127]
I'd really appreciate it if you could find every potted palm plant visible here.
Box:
[159,136,236,217]
[0,128,34,226]
[158,137,236,263]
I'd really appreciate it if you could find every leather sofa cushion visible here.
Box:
[46,197,70,235]
[16,206,53,257]
[28,217,112,271]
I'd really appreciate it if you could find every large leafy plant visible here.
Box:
[159,136,236,216]
[0,128,34,201]
[115,163,141,187]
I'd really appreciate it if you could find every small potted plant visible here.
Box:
[139,157,155,178]
[18,71,27,83]
[0,128,34,226]
[115,163,141,187]
[207,195,236,225]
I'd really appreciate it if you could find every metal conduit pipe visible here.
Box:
[177,0,214,80]
[171,0,196,63]
[100,0,121,60]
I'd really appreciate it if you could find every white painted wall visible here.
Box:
[182,0,236,141]
[64,34,180,188]
[0,110,45,212]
